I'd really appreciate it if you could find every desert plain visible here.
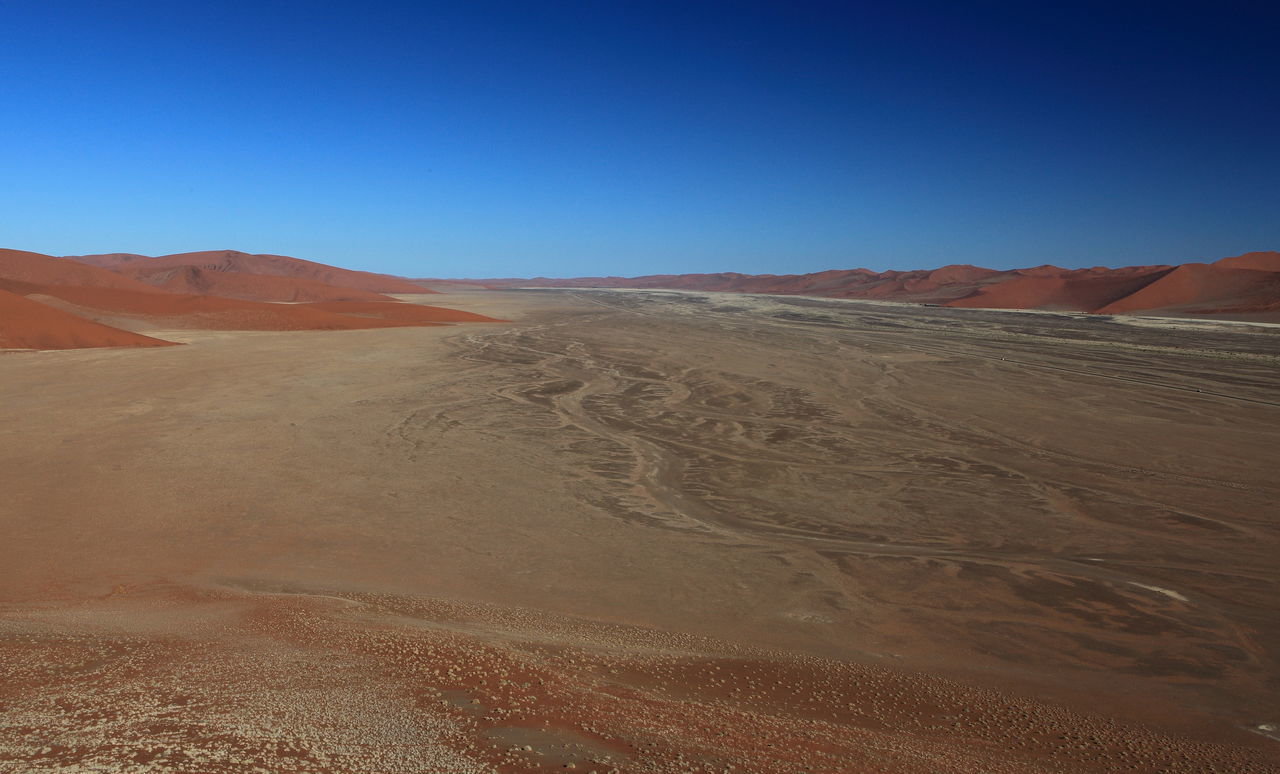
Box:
[2,288,1279,773]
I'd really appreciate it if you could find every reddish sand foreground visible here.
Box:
[2,583,1273,774]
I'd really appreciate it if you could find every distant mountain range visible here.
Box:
[2,247,1277,350]
[440,251,1280,322]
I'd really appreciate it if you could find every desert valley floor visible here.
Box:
[2,289,1278,773]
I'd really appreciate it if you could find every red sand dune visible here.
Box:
[467,251,1279,320]
[1097,263,1280,315]
[0,288,175,350]
[1214,250,1280,272]
[924,264,1003,285]
[302,300,503,323]
[1,248,507,350]
[0,248,164,293]
[0,281,446,333]
[120,264,398,303]
[17,246,1280,324]
[68,250,435,295]
[945,267,1172,311]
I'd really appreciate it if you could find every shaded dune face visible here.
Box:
[0,288,175,350]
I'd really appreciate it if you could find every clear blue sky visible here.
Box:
[1,1,1276,277]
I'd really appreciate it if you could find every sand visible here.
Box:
[1098,264,1280,316]
[0,249,500,349]
[0,288,176,350]
[1217,252,1280,272]
[301,299,505,323]
[0,248,164,293]
[944,269,1173,312]
[0,281,501,339]
[1,290,1277,772]
[466,251,1280,321]
[69,249,435,295]
[120,264,402,303]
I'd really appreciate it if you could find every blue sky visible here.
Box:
[1,1,1276,277]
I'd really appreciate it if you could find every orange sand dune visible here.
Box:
[1214,250,1280,272]
[1013,264,1069,278]
[468,251,1280,319]
[946,268,1171,311]
[0,280,446,332]
[0,248,164,293]
[302,299,503,323]
[0,288,175,350]
[923,263,1003,285]
[1097,263,1280,315]
[69,249,436,295]
[120,264,399,303]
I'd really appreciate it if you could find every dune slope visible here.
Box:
[1097,263,1280,315]
[70,249,435,295]
[946,267,1172,311]
[0,248,164,293]
[0,288,176,350]
[465,251,1280,319]
[120,264,399,303]
[1215,250,1280,272]
[0,280,445,332]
